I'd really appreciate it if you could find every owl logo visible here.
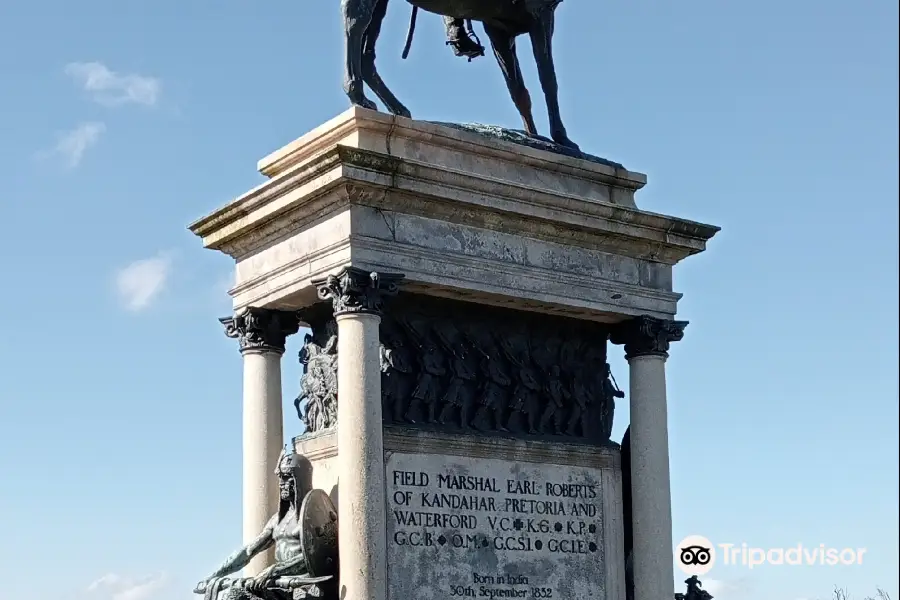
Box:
[676,535,716,575]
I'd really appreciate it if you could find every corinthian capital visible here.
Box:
[220,307,300,354]
[312,267,404,317]
[610,315,688,359]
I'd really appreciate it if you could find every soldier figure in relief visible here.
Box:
[380,318,417,424]
[538,365,570,435]
[401,315,447,424]
[434,318,480,427]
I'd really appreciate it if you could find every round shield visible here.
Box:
[300,489,339,578]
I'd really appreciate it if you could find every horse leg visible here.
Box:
[483,25,538,136]
[361,0,411,117]
[529,8,578,149]
[342,0,378,111]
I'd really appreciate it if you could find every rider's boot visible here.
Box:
[444,17,485,60]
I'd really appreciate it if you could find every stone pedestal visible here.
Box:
[191,107,719,599]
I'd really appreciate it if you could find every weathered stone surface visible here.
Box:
[188,108,719,322]
[291,428,626,600]
[385,451,612,600]
[189,109,719,600]
[255,108,646,203]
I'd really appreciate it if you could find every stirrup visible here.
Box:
[447,39,485,61]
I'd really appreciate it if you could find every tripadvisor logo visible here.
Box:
[676,535,715,576]
[676,535,868,573]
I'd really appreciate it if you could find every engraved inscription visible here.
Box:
[386,452,607,599]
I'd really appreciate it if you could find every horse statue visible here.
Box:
[340,0,580,150]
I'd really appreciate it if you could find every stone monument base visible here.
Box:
[296,427,626,600]
[190,107,719,600]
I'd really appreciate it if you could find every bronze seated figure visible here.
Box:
[193,451,338,600]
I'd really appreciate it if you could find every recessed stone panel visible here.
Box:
[386,451,609,600]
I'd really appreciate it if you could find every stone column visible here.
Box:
[221,307,300,576]
[610,315,687,600]
[313,267,404,600]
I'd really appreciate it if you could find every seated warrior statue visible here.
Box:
[443,16,485,59]
[194,450,338,600]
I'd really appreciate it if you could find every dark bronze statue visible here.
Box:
[442,15,485,59]
[399,313,447,424]
[194,451,338,600]
[380,318,417,424]
[675,576,714,600]
[296,324,338,434]
[538,364,569,434]
[433,317,480,427]
[341,0,579,149]
[297,293,623,445]
[463,320,512,433]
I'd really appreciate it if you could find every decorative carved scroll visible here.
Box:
[610,314,687,359]
[220,307,300,354]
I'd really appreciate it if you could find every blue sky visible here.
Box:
[0,1,896,599]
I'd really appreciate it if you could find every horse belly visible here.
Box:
[408,0,521,22]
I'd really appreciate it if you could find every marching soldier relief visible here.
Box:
[297,293,625,444]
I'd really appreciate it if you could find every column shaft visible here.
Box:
[611,315,686,600]
[627,354,674,600]
[241,349,285,576]
[336,312,388,600]
[221,307,299,577]
[312,266,404,600]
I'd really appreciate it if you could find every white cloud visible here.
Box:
[66,61,161,107]
[41,121,105,168]
[115,253,173,312]
[87,572,169,600]
[87,574,125,591]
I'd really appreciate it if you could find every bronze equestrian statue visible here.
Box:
[341,0,579,149]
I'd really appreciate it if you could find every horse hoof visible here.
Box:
[393,106,412,119]
[554,136,580,151]
[351,97,378,112]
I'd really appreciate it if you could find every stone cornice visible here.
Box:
[188,144,718,266]
[291,424,622,473]
[257,107,646,189]
[257,107,647,185]
[382,427,620,471]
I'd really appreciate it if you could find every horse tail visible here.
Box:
[401,6,418,59]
